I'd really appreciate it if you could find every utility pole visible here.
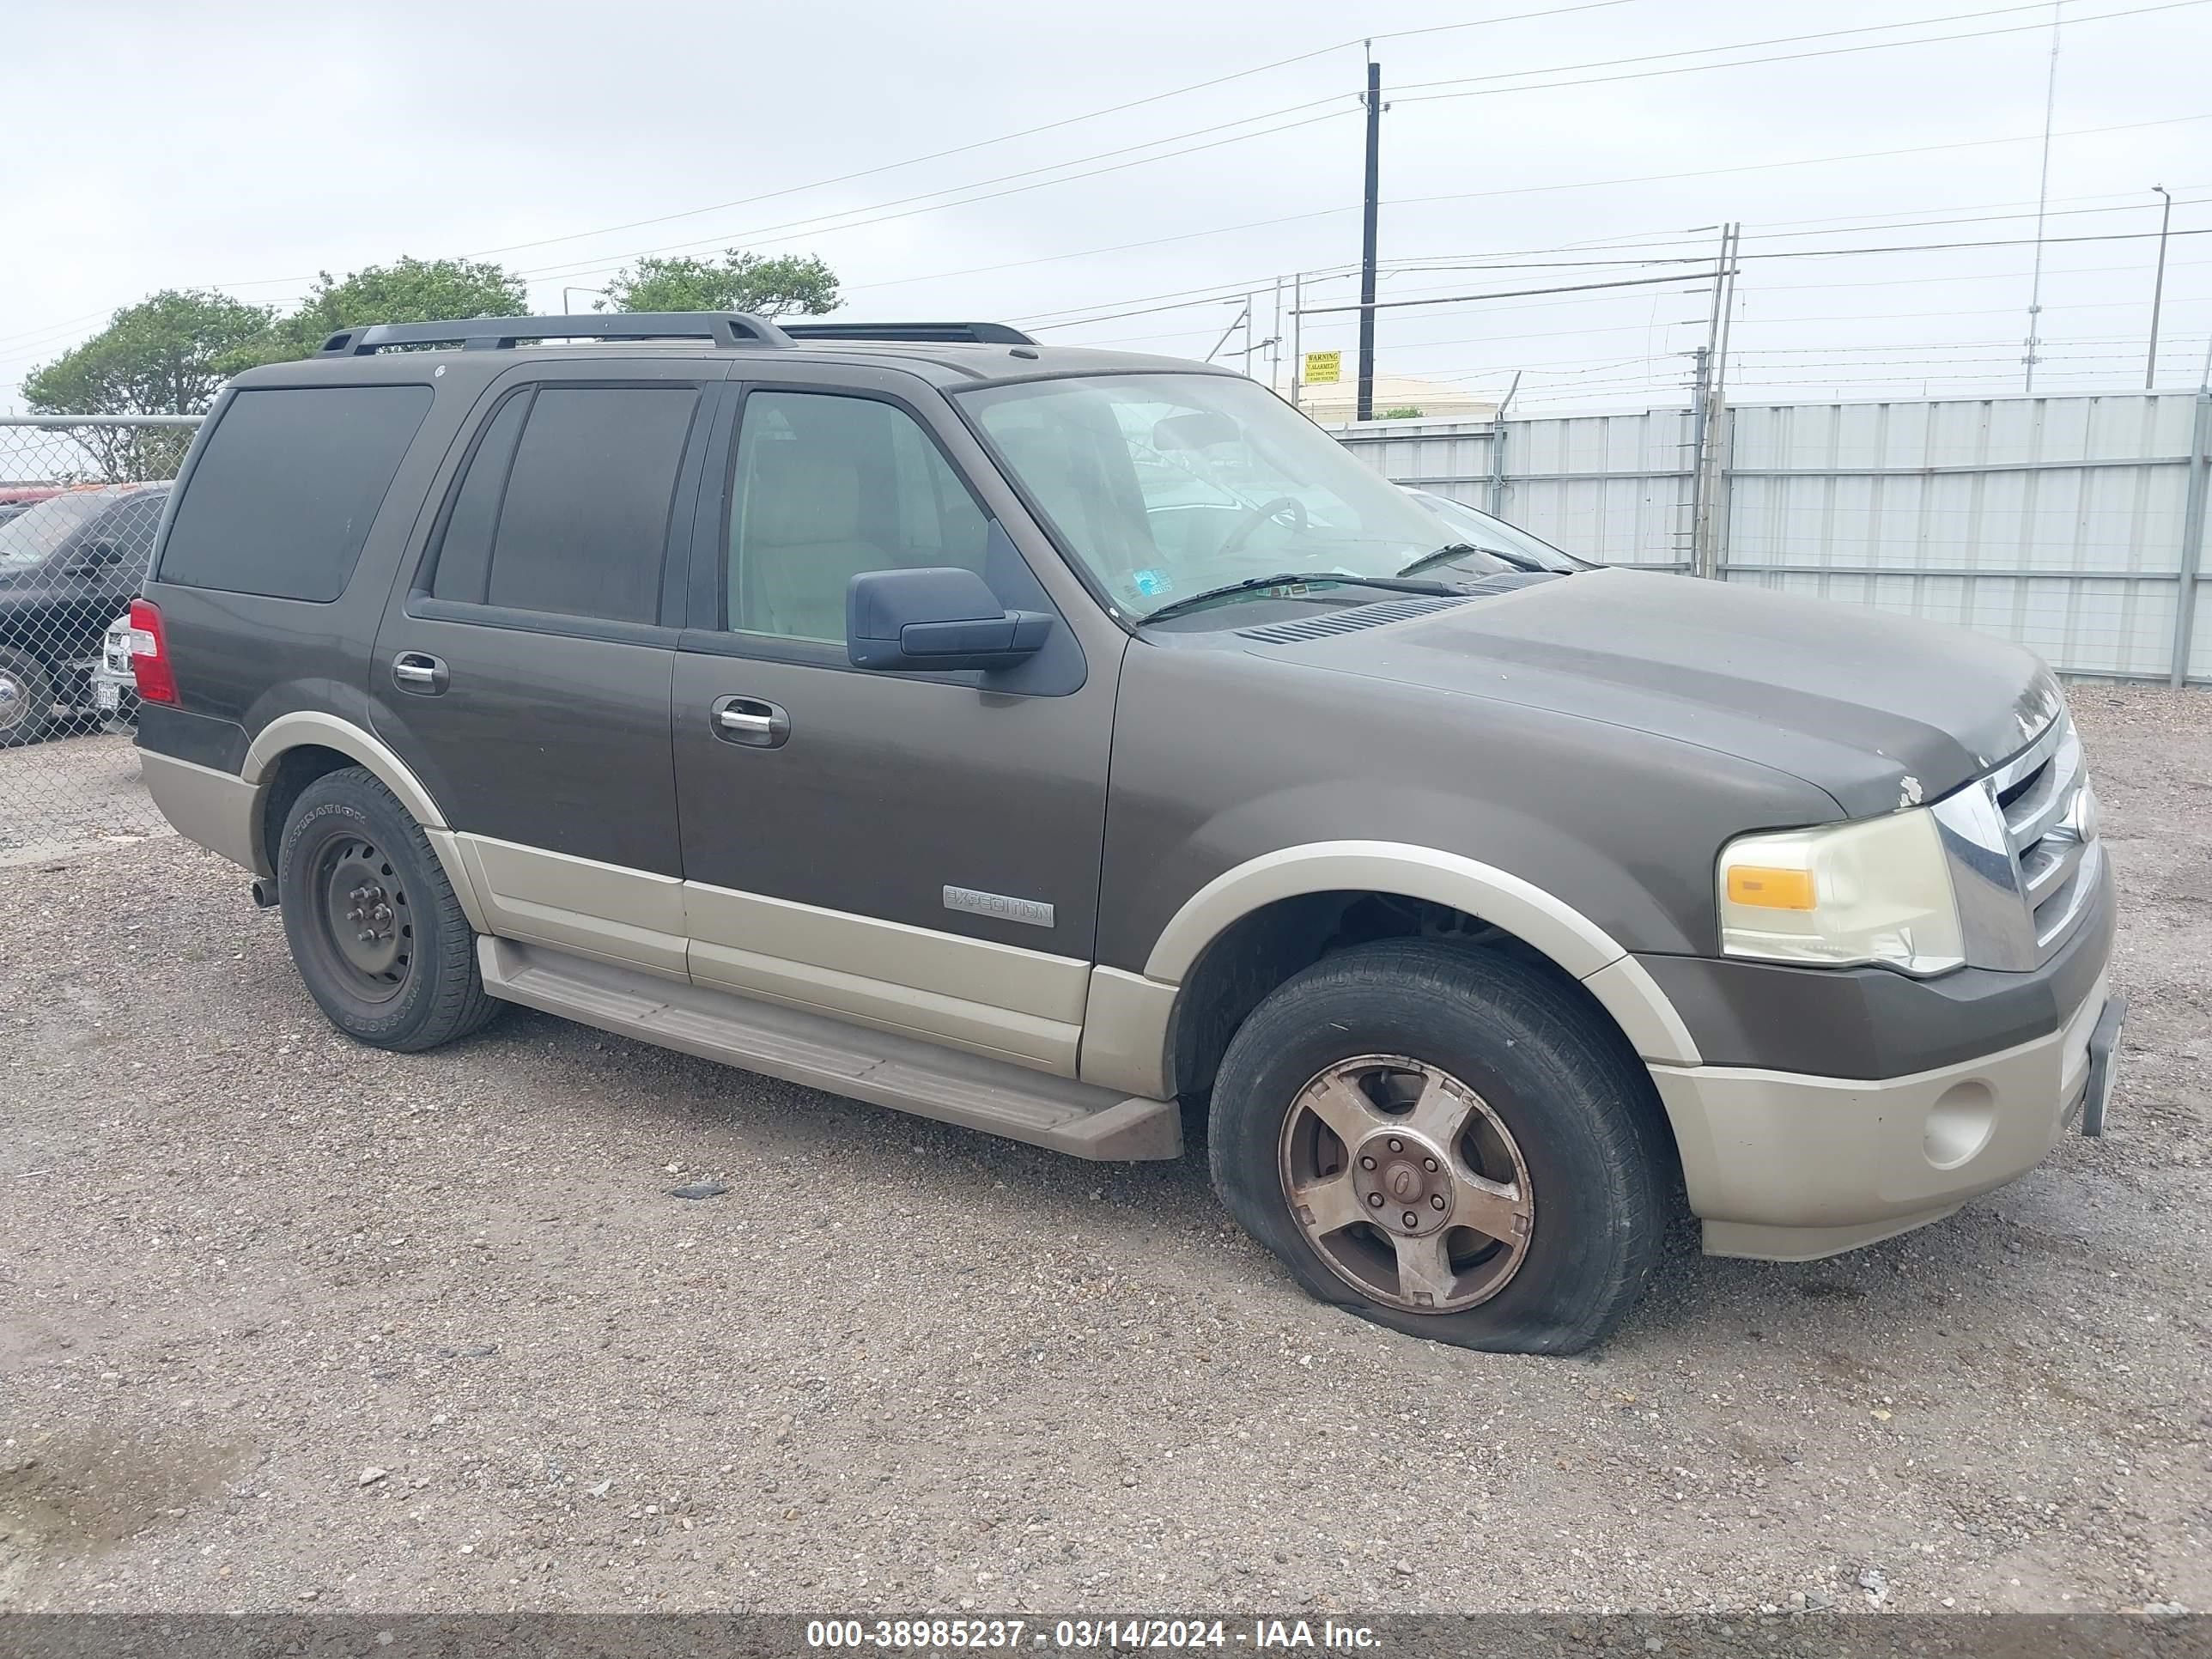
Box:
[2023,1,2062,395]
[1204,301,1251,365]
[1691,224,1741,580]
[1488,371,1522,518]
[1290,272,1304,411]
[2148,184,2173,389]
[1684,345,1711,574]
[1271,276,1284,398]
[1356,54,1383,422]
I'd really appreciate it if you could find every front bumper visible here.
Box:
[1649,966,2120,1262]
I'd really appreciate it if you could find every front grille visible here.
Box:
[2002,720,2098,950]
[1932,708,2102,970]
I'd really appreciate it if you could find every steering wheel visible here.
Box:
[1218,495,1310,556]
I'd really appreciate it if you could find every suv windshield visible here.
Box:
[0,490,112,571]
[959,373,1508,618]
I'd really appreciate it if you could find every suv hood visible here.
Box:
[1263,568,2061,820]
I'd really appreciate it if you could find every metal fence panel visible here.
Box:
[1343,409,1696,570]
[1340,390,2212,684]
[1,416,199,855]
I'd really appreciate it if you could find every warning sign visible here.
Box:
[1303,351,1341,385]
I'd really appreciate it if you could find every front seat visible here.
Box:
[736,455,887,643]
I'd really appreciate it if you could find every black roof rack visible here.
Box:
[316,313,792,356]
[780,321,1037,346]
[315,313,1036,356]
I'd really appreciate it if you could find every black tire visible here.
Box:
[276,766,502,1052]
[1208,939,1672,1355]
[0,647,57,747]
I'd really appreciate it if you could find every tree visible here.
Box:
[21,289,276,478]
[24,289,275,418]
[604,250,840,317]
[264,256,530,358]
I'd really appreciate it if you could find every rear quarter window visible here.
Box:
[157,384,434,601]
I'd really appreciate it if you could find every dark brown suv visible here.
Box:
[131,313,2120,1352]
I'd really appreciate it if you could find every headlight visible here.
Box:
[1717,807,1965,975]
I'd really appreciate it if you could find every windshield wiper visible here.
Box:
[1139,570,1459,625]
[1396,540,1551,578]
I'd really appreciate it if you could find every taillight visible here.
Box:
[128,597,177,705]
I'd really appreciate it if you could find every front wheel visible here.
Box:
[276,766,502,1052]
[1208,939,1672,1354]
[0,647,57,747]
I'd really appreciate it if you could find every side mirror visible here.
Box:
[847,567,1054,672]
[63,540,126,574]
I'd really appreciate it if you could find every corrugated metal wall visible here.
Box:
[1338,391,2212,684]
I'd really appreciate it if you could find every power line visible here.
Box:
[1289,227,2211,321]
[1391,0,2100,97]
[503,3,2212,284]
[1034,246,2212,346]
[1002,119,2210,331]
[457,0,1650,263]
[511,106,1358,283]
[1360,192,2212,281]
[1324,110,2212,243]
[1393,0,2212,106]
[10,99,2203,365]
[520,9,2212,287]
[1734,223,2212,261]
[1296,268,1732,317]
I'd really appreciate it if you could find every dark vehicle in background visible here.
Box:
[0,483,168,744]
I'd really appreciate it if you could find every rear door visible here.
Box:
[669,364,1127,1075]
[371,358,720,979]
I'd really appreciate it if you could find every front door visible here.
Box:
[671,368,1125,1074]
[373,362,719,979]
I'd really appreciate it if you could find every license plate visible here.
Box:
[94,683,122,711]
[2080,995,2125,1138]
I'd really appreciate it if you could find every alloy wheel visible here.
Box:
[1276,1053,1534,1312]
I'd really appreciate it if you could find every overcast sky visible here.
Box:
[3,0,2209,415]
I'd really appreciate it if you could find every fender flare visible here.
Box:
[243,711,448,827]
[1141,839,1701,1068]
[240,712,489,929]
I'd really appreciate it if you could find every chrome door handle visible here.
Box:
[710,695,789,748]
[392,652,448,695]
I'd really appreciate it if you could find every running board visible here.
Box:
[477,938,1182,1161]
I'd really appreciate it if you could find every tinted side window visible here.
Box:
[160,386,432,601]
[728,391,988,641]
[481,386,698,624]
[428,390,532,606]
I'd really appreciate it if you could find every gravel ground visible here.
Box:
[0,726,167,862]
[2,687,2206,1617]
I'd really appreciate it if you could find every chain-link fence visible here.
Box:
[1,415,199,855]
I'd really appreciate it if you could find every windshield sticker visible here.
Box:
[1133,568,1175,598]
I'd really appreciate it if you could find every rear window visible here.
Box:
[158,385,433,601]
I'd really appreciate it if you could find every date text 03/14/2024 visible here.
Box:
[803,1618,1382,1650]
